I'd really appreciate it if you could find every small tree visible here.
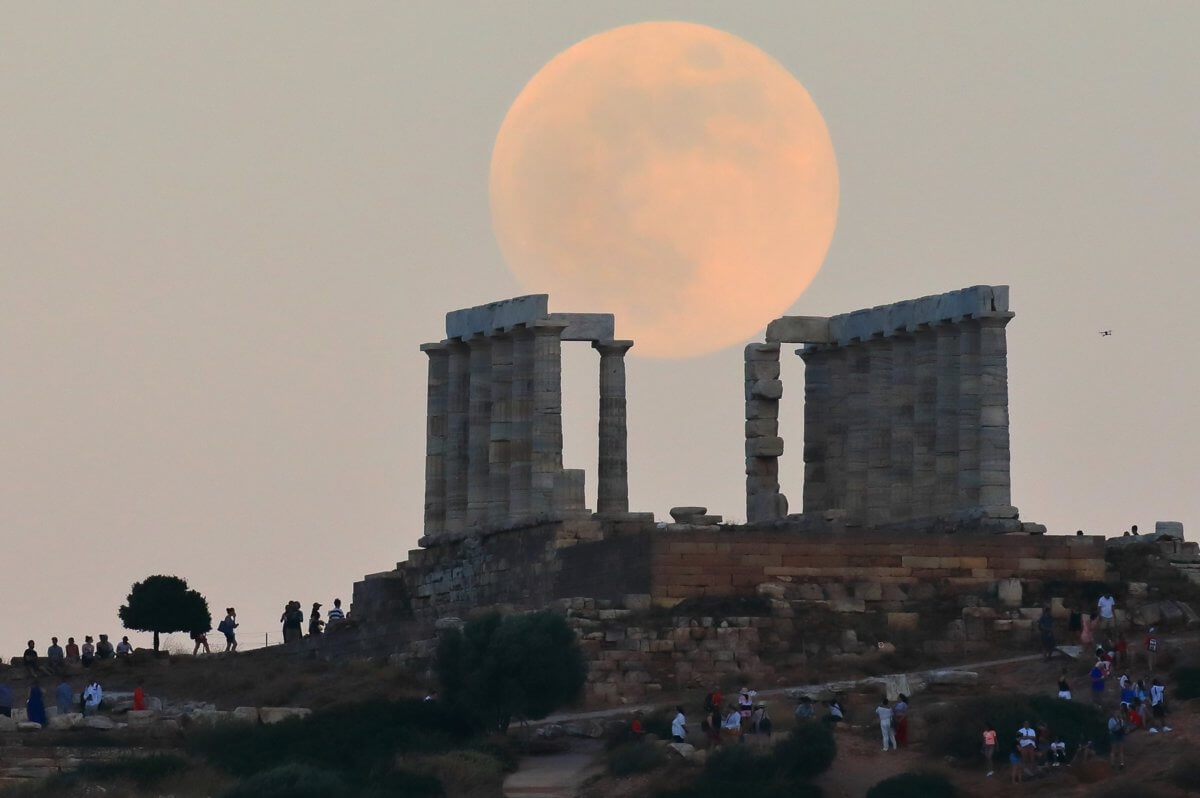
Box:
[436,609,586,732]
[118,574,211,651]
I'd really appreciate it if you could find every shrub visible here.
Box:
[866,771,957,798]
[406,751,504,795]
[607,742,666,776]
[640,706,676,739]
[926,695,1108,761]
[437,610,586,732]
[76,754,190,786]
[221,764,349,798]
[1173,666,1200,700]
[773,721,836,781]
[704,743,771,783]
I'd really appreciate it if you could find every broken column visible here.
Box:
[594,339,633,514]
[420,343,448,538]
[799,347,830,514]
[745,342,785,522]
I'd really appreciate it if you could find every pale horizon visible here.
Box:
[2,2,1197,656]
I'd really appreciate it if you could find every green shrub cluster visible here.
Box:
[607,742,667,776]
[1172,666,1200,700]
[925,695,1109,762]
[866,771,957,798]
[75,754,191,787]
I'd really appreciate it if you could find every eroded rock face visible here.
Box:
[81,716,116,730]
[259,707,312,725]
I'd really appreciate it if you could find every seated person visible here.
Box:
[794,696,815,720]
[115,637,134,656]
[721,706,743,738]
[1049,738,1067,766]
[96,635,115,660]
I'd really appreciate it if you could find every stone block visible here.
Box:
[831,598,866,613]
[745,418,778,438]
[669,507,707,522]
[17,721,43,731]
[765,316,832,343]
[887,612,919,631]
[622,594,652,611]
[749,379,784,400]
[745,360,781,380]
[82,716,116,730]
[746,437,784,458]
[744,343,781,361]
[446,294,548,338]
[232,706,260,723]
[48,714,82,730]
[126,710,156,726]
[997,577,1022,607]
[548,312,615,341]
[1155,521,1184,538]
[745,399,779,420]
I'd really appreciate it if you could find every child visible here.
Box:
[1009,745,1023,783]
[982,722,997,777]
[1049,736,1067,766]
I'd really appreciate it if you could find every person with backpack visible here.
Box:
[1148,678,1171,733]
[1107,709,1126,769]
[1144,626,1160,673]
[218,608,239,652]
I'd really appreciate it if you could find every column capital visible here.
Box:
[592,339,634,356]
[530,319,570,334]
[420,341,449,355]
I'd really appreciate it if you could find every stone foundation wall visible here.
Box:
[649,531,1106,605]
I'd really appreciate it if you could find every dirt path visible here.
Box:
[502,741,604,798]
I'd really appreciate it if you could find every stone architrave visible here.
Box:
[865,336,894,525]
[933,323,960,515]
[508,326,534,522]
[443,339,470,533]
[466,335,492,526]
[594,340,634,514]
[488,332,513,524]
[888,331,916,521]
[977,313,1014,508]
[957,318,982,508]
[911,326,938,518]
[799,347,830,513]
[420,343,449,537]
[843,343,870,522]
[531,320,568,516]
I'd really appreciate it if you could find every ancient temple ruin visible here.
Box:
[419,295,638,542]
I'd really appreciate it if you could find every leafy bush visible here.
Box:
[927,695,1108,761]
[76,754,190,786]
[437,610,586,732]
[704,743,767,782]
[406,751,505,795]
[607,742,667,776]
[221,764,349,798]
[866,771,957,798]
[773,721,836,781]
[1173,666,1200,700]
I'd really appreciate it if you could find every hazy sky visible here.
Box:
[3,3,1197,655]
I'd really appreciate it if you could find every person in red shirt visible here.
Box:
[132,687,145,712]
[630,711,645,737]
[64,638,80,663]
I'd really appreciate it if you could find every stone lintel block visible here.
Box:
[744,342,781,361]
[746,437,784,458]
[446,294,549,338]
[669,506,707,522]
[765,315,832,343]
[548,312,615,341]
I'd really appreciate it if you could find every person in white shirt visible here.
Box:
[876,698,897,751]
[82,681,103,716]
[722,706,742,739]
[327,598,346,625]
[1147,678,1172,733]
[1097,593,1116,634]
[671,706,687,742]
[1017,722,1037,769]
[115,637,133,656]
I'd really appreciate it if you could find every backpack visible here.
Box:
[1147,637,1158,653]
[217,619,231,635]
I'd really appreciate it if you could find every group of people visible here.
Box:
[20,635,134,676]
[981,719,1083,782]
[280,598,345,643]
[668,686,774,745]
[875,694,910,751]
[190,608,239,655]
[0,676,109,726]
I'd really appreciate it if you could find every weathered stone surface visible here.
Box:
[749,379,783,400]
[622,594,652,611]
[669,507,707,521]
[447,295,548,338]
[48,713,82,730]
[765,315,832,343]
[17,721,43,731]
[548,312,615,342]
[82,716,116,730]
[997,577,1022,607]
[1155,521,1185,539]
[260,707,312,724]
[746,437,784,458]
[232,706,260,723]
[667,742,697,759]
[887,612,919,631]
[126,710,157,726]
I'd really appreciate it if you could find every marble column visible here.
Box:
[420,343,448,538]
[911,325,938,518]
[888,331,916,521]
[977,313,1014,508]
[957,319,982,508]
[531,320,567,516]
[843,343,870,523]
[745,343,784,522]
[466,334,492,527]
[594,339,634,514]
[823,346,849,512]
[799,347,830,514]
[865,336,894,525]
[488,332,513,525]
[508,326,534,522]
[932,323,960,515]
[443,339,470,533]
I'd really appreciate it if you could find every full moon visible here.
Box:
[490,21,839,358]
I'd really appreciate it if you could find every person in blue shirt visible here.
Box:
[56,679,74,716]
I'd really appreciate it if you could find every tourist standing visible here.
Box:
[737,686,755,721]
[877,698,897,751]
[1057,669,1072,700]
[219,608,239,652]
[671,705,687,742]
[309,602,325,636]
[281,601,304,643]
[55,679,73,715]
[1038,607,1056,660]
[1017,720,1037,770]
[1144,626,1159,672]
[1097,592,1116,635]
[1089,660,1106,704]
[82,680,103,716]
[1148,678,1171,733]
[981,722,997,777]
[1107,710,1126,769]
[893,694,909,746]
[191,629,210,655]
[327,599,346,626]
[23,641,40,678]
[65,637,80,664]
[27,685,47,726]
[81,636,95,667]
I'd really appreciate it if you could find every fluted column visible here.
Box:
[488,332,513,525]
[978,313,1014,508]
[420,343,449,538]
[933,323,960,515]
[443,339,469,533]
[508,326,534,522]
[911,325,938,517]
[466,335,492,527]
[824,346,849,512]
[843,344,869,523]
[594,340,633,514]
[799,347,830,513]
[957,319,982,508]
[888,331,916,521]
[531,320,567,516]
[866,337,894,525]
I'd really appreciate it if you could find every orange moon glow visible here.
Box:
[490,21,839,358]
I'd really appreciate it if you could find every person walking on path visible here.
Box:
[893,694,909,746]
[1148,678,1172,733]
[877,697,897,751]
[308,602,325,636]
[55,679,73,716]
[671,705,687,743]
[1097,592,1117,636]
[27,684,47,727]
[1038,607,1056,660]
[219,608,239,652]
[981,722,997,777]
[327,599,346,626]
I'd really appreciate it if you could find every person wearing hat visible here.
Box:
[1144,626,1160,672]
[308,602,325,636]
